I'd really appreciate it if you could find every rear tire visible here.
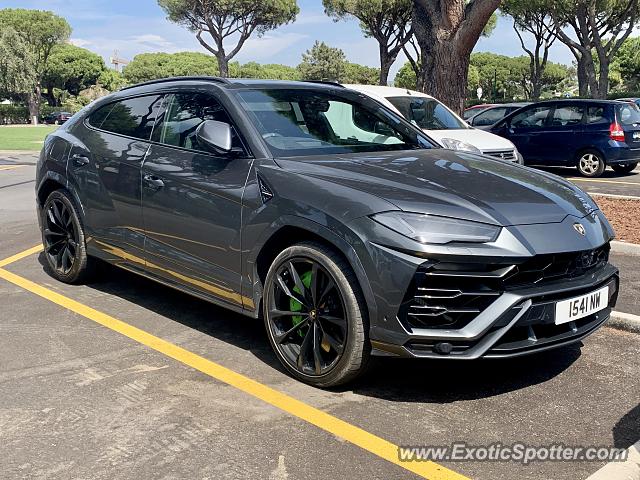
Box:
[576,150,606,177]
[41,189,94,284]
[263,242,369,388]
[611,161,638,175]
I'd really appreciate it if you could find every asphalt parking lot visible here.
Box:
[536,165,640,198]
[1,154,639,480]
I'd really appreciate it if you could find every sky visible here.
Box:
[0,0,582,78]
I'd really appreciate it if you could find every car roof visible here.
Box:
[533,98,624,105]
[484,102,531,108]
[344,84,435,100]
[120,76,347,92]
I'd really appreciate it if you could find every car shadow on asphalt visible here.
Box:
[353,348,581,402]
[612,403,640,449]
[37,254,581,402]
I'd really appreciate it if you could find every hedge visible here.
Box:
[0,104,78,125]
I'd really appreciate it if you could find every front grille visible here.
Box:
[399,244,610,331]
[483,149,516,161]
[502,244,610,289]
[487,277,618,355]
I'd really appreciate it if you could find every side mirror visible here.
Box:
[195,120,232,154]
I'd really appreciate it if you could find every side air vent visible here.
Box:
[257,175,274,203]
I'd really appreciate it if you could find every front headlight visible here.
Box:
[439,138,482,153]
[371,212,501,245]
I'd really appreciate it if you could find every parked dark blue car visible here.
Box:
[489,100,640,177]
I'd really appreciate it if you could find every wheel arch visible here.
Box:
[574,146,606,165]
[37,171,85,220]
[251,219,377,324]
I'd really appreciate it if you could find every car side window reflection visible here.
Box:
[473,108,507,126]
[152,92,245,154]
[550,106,584,127]
[586,106,609,126]
[511,106,552,129]
[90,95,164,140]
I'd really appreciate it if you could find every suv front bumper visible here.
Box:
[368,256,619,359]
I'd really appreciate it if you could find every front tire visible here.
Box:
[263,242,369,387]
[41,189,94,284]
[611,161,638,175]
[577,150,606,177]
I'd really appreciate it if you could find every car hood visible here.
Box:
[275,149,598,227]
[426,128,516,152]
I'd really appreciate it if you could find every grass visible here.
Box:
[0,125,58,151]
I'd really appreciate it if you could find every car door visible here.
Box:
[140,90,253,310]
[69,94,164,266]
[497,104,553,163]
[538,104,586,166]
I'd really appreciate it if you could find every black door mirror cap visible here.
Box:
[196,120,232,154]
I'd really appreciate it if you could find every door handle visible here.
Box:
[71,153,90,167]
[143,174,165,189]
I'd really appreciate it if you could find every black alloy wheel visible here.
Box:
[264,243,368,387]
[41,190,94,283]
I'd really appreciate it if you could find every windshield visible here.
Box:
[386,96,468,130]
[235,89,433,157]
[617,103,640,125]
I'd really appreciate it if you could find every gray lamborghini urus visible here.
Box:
[36,77,619,387]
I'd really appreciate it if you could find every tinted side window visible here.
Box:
[152,92,244,153]
[511,106,552,129]
[87,103,115,129]
[550,106,584,127]
[97,95,164,140]
[586,106,609,126]
[472,108,507,126]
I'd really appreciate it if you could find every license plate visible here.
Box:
[555,286,608,325]
[633,131,640,140]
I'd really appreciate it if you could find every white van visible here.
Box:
[345,84,523,163]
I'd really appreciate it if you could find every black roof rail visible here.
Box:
[301,80,345,88]
[121,76,231,91]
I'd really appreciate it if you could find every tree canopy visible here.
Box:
[298,41,347,81]
[0,27,37,100]
[43,44,105,97]
[0,8,71,122]
[551,0,640,98]
[614,37,640,90]
[158,0,299,77]
[323,0,413,85]
[123,51,219,83]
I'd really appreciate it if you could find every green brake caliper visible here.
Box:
[290,270,313,338]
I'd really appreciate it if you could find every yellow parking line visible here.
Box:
[0,244,43,268]
[567,177,640,186]
[0,165,28,171]
[0,247,468,480]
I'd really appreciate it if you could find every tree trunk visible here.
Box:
[28,84,41,125]
[595,59,610,100]
[217,53,229,78]
[379,48,393,86]
[418,42,468,114]
[531,78,542,101]
[576,55,589,97]
[413,0,500,115]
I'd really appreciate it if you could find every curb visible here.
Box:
[586,440,640,480]
[609,312,640,334]
[610,241,640,256]
[589,192,640,201]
